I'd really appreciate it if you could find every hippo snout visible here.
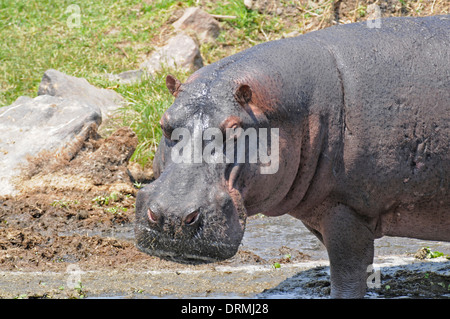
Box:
[145,202,203,242]
[135,165,247,264]
[146,205,200,227]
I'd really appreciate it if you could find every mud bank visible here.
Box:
[2,257,448,299]
[0,207,449,299]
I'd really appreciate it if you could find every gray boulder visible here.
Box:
[172,7,220,42]
[38,69,124,119]
[107,69,144,84]
[0,95,101,196]
[140,33,203,74]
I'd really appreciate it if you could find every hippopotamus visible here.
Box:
[135,15,450,298]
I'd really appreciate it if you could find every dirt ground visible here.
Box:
[0,189,308,273]
[0,126,211,273]
[0,190,283,273]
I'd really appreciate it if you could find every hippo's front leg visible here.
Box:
[318,204,375,298]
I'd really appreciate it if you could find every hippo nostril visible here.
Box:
[147,208,158,223]
[184,210,200,225]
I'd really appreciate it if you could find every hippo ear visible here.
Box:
[234,84,252,106]
[166,74,182,97]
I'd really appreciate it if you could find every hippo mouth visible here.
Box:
[135,223,242,264]
[134,184,248,265]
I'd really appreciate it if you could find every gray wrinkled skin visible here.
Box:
[136,16,450,298]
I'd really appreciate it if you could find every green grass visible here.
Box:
[0,0,179,106]
[114,68,189,167]
[0,0,288,166]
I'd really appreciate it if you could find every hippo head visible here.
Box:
[135,67,291,264]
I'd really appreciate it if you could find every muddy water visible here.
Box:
[1,214,449,299]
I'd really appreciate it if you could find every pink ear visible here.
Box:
[234,84,252,106]
[166,74,182,96]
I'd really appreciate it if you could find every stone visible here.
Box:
[38,69,124,119]
[140,33,203,74]
[0,95,101,196]
[172,7,220,42]
[244,0,254,10]
[107,69,144,84]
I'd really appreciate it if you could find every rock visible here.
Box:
[244,0,254,10]
[107,69,144,84]
[414,247,429,260]
[116,69,143,83]
[172,7,220,42]
[0,95,102,197]
[140,33,203,74]
[9,96,33,106]
[38,69,124,119]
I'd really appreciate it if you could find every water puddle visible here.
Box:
[240,215,328,261]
